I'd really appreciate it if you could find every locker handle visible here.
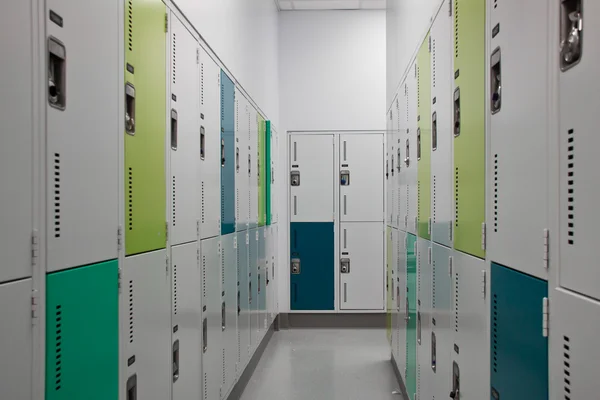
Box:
[236,147,240,173]
[417,128,421,161]
[258,274,261,293]
[340,258,350,274]
[386,160,389,179]
[397,148,401,172]
[248,154,252,177]
[405,297,410,322]
[126,374,137,400]
[249,282,252,305]
[450,361,460,398]
[171,109,178,150]
[417,311,422,344]
[125,83,136,135]
[453,88,461,137]
[221,301,226,331]
[431,332,437,372]
[221,139,226,167]
[237,290,241,316]
[202,318,207,353]
[172,340,180,383]
[404,139,410,167]
[391,154,395,176]
[48,37,66,110]
[200,126,206,159]
[560,0,583,71]
[432,112,437,151]
[490,48,502,114]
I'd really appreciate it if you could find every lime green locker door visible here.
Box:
[266,121,272,226]
[46,260,119,400]
[453,0,486,259]
[124,0,166,256]
[417,34,432,240]
[405,233,417,399]
[258,116,266,226]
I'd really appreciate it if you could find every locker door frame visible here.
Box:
[235,90,250,232]
[416,34,432,241]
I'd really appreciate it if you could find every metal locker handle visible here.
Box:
[450,361,460,398]
[48,37,66,110]
[490,47,502,114]
[417,311,422,344]
[453,88,461,137]
[172,340,180,383]
[432,112,437,150]
[236,147,240,172]
[431,332,437,372]
[248,154,251,177]
[560,0,583,71]
[126,374,137,400]
[221,139,226,167]
[171,109,178,150]
[417,128,421,160]
[237,290,241,316]
[397,148,401,172]
[125,84,136,135]
[405,297,410,322]
[249,281,252,305]
[202,318,207,353]
[293,141,297,161]
[404,139,410,167]
[221,301,226,331]
[200,126,205,159]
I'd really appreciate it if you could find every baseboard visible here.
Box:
[279,313,386,328]
[226,316,277,400]
[390,353,409,400]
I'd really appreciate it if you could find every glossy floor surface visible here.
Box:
[239,329,400,400]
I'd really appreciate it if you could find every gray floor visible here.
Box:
[239,329,401,400]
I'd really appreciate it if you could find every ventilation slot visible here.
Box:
[129,281,134,343]
[455,167,459,227]
[201,182,205,224]
[406,186,409,221]
[221,246,225,286]
[173,264,178,315]
[454,272,459,332]
[202,255,207,299]
[564,336,571,399]
[201,63,204,105]
[127,0,133,52]
[172,176,176,227]
[567,129,574,245]
[53,153,61,238]
[454,0,459,58]
[494,155,498,232]
[221,182,225,225]
[54,304,62,391]
[417,181,421,223]
[128,167,133,231]
[493,293,498,373]
[433,176,437,223]
[433,39,436,88]
[237,329,241,363]
[222,349,226,385]
[204,373,208,400]
[432,259,436,308]
[417,65,420,108]
[405,84,409,122]
[237,188,240,221]
[172,33,176,84]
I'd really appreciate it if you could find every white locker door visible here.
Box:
[432,243,453,400]
[416,238,433,400]
[170,16,200,246]
[0,279,33,400]
[201,237,221,400]
[199,50,221,240]
[249,108,259,228]
[406,65,419,235]
[339,134,384,222]
[394,97,402,228]
[557,0,600,301]
[235,91,250,231]
[430,4,454,248]
[391,100,399,229]
[386,109,394,227]
[123,250,171,400]
[290,134,334,222]
[171,242,202,400]
[340,222,384,310]
[45,0,119,272]
[0,0,34,283]
[222,233,237,397]
[236,230,250,376]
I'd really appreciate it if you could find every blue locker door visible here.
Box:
[491,263,548,400]
[290,222,334,310]
[220,70,236,235]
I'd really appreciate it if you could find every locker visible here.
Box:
[265,227,274,327]
[221,71,236,235]
[236,231,250,375]
[390,229,399,347]
[490,263,548,400]
[394,229,407,375]
[221,233,238,397]
[266,121,272,226]
[270,224,279,320]
[417,34,432,241]
[388,103,397,228]
[431,243,452,400]
[549,288,600,399]
[0,0,34,283]
[248,107,259,229]
[405,233,417,399]
[45,0,119,270]
[0,279,33,400]
[398,82,409,232]
[290,222,335,311]
[386,108,392,227]
[201,237,221,400]
[556,0,600,301]
[451,250,489,400]
[340,222,384,310]
[258,227,268,339]
[235,91,250,232]
[124,0,167,256]
[416,238,432,400]
[258,116,267,227]
[394,96,402,229]
[290,134,335,222]
[339,134,384,222]
[46,260,119,400]
[199,49,221,240]
[171,242,202,400]
[452,0,486,259]
[123,251,170,400]
[386,227,393,342]
[430,4,454,248]
[270,128,279,224]
[248,228,259,350]
[169,16,200,246]
[406,67,419,235]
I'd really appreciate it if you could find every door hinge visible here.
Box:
[428,246,432,265]
[542,297,549,337]
[31,229,39,267]
[449,256,453,276]
[118,268,123,294]
[449,0,452,16]
[481,222,487,251]
[481,270,487,299]
[543,229,549,269]
[196,48,200,64]
[428,217,432,235]
[165,13,168,33]
[31,289,39,324]
[117,225,123,252]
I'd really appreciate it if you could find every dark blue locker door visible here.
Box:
[220,70,235,235]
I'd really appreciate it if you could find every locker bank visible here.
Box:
[1,0,597,399]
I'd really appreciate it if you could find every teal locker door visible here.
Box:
[290,222,334,310]
[491,263,548,400]
[405,234,417,399]
[46,260,119,400]
[221,70,236,235]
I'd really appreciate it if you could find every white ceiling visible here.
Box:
[277,0,386,10]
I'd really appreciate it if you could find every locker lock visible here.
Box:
[560,1,583,70]
[291,258,301,274]
[340,170,350,186]
[48,37,66,110]
[290,171,300,186]
[340,258,350,274]
[490,48,502,114]
[453,88,461,137]
[404,139,410,167]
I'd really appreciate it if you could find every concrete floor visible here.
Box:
[239,329,401,400]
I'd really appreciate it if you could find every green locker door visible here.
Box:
[406,234,417,399]
[417,34,432,240]
[124,0,167,256]
[46,260,119,400]
[257,116,266,226]
[453,0,486,258]
[265,121,272,226]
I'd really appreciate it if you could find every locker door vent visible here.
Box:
[54,304,62,391]
[221,183,225,226]
[493,293,498,372]
[222,348,226,385]
[567,129,574,245]
[454,0,459,58]
[494,154,498,232]
[433,175,437,223]
[127,0,133,52]
[172,176,176,227]
[454,167,459,227]
[201,63,204,105]
[128,167,134,231]
[237,188,240,221]
[237,329,241,363]
[129,281,134,343]
[201,182,205,224]
[432,259,436,308]
[417,65,420,108]
[564,335,571,399]
[202,255,207,299]
[405,84,409,122]
[204,372,208,399]
[433,39,436,88]
[172,33,176,84]
[418,249,422,293]
[222,247,225,286]
[173,264,178,315]
[406,186,409,219]
[454,272,459,332]
[417,181,421,223]
[53,153,61,238]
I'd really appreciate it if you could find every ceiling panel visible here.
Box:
[277,0,386,10]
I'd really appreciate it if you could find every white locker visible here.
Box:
[398,82,409,232]
[169,15,200,246]
[235,90,250,232]
[549,288,600,399]
[556,0,600,300]
[171,242,202,400]
[387,108,394,227]
[406,64,419,235]
[0,0,34,283]
[257,227,268,341]
[236,231,250,376]
[201,237,221,400]
[395,230,407,368]
[339,134,384,222]
[339,222,384,310]
[451,250,489,399]
[249,107,259,229]
[45,0,119,272]
[221,233,238,398]
[416,238,433,400]
[394,96,402,229]
[290,134,335,222]
[123,250,171,400]
[487,0,549,280]
[199,49,221,240]
[430,3,454,248]
[248,228,259,352]
[0,279,33,400]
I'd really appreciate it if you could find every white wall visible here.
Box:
[172,0,280,125]
[277,10,386,312]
